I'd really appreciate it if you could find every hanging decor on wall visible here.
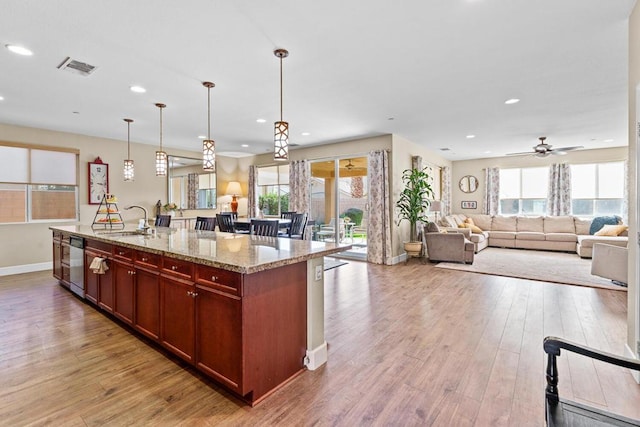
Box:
[273,48,289,161]
[123,118,134,181]
[155,103,167,176]
[202,81,216,172]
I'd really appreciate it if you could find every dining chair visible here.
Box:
[220,211,238,221]
[250,219,279,237]
[280,211,296,220]
[287,213,308,239]
[216,213,236,233]
[194,216,216,231]
[155,215,172,227]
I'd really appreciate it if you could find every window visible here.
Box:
[499,167,548,215]
[257,165,289,216]
[0,143,78,223]
[571,162,624,217]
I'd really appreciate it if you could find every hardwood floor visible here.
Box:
[0,262,638,426]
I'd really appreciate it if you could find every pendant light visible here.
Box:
[273,48,289,161]
[155,103,167,176]
[202,81,216,172]
[123,118,134,181]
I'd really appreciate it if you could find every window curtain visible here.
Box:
[289,160,310,213]
[247,165,257,218]
[441,166,452,218]
[483,167,500,215]
[187,173,198,209]
[367,150,392,265]
[547,163,571,216]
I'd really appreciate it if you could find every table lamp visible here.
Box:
[226,181,242,213]
[429,200,442,223]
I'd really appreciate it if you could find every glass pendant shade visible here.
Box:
[203,139,215,171]
[155,150,167,176]
[274,120,289,161]
[155,103,167,176]
[202,81,216,172]
[123,118,135,181]
[123,159,135,181]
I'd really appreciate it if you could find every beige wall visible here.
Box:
[628,3,639,359]
[0,123,244,272]
[451,147,628,216]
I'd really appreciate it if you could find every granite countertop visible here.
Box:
[51,225,351,274]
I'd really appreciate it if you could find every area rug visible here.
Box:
[434,247,626,291]
[324,257,348,271]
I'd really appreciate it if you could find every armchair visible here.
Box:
[591,243,628,286]
[422,231,474,264]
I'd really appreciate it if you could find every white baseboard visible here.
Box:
[625,343,640,384]
[392,254,406,265]
[0,262,51,277]
[305,341,328,370]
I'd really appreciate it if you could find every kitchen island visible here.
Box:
[51,225,350,405]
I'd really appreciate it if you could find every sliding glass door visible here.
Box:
[310,156,368,260]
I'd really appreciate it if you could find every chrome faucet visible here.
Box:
[125,205,149,230]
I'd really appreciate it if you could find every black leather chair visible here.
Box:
[280,211,296,220]
[250,219,279,237]
[287,213,308,239]
[155,215,172,227]
[216,213,235,233]
[194,216,216,231]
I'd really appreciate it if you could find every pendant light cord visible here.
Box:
[280,56,284,121]
[208,85,211,139]
[127,121,131,159]
[159,106,163,151]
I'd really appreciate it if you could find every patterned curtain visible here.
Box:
[187,173,198,209]
[547,163,571,216]
[483,167,500,215]
[247,165,257,218]
[441,166,452,217]
[367,150,392,265]
[289,160,310,213]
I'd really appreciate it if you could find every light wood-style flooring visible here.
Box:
[1,262,638,426]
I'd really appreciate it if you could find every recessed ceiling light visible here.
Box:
[241,144,249,148]
[130,85,146,93]
[504,98,520,105]
[484,150,492,154]
[301,132,311,136]
[0,96,4,101]
[603,139,614,143]
[256,118,266,123]
[6,44,33,56]
[466,135,475,139]
[197,135,206,139]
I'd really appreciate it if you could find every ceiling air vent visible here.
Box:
[57,57,97,76]
[439,148,451,151]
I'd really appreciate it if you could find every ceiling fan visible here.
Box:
[506,137,583,158]
[344,159,366,171]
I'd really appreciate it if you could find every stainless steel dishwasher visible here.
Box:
[69,236,84,297]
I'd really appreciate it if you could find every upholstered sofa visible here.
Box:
[439,214,628,258]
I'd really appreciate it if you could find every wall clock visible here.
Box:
[88,159,109,204]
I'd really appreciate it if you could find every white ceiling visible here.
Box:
[0,0,636,161]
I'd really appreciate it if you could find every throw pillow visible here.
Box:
[459,222,483,234]
[426,222,440,233]
[594,224,628,236]
[465,217,475,226]
[589,215,622,235]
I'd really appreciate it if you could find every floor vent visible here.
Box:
[57,57,97,76]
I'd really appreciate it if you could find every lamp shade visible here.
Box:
[429,200,442,212]
[225,181,242,196]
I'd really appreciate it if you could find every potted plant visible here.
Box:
[396,167,434,258]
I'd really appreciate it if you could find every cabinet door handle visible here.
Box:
[130,270,136,275]
[141,257,148,262]
[211,275,217,282]
[171,265,178,271]
[192,292,198,298]
[119,251,125,256]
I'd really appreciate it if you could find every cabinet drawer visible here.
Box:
[195,265,242,296]
[162,257,194,280]
[113,245,134,261]
[135,251,160,269]
[61,243,71,261]
[85,239,112,255]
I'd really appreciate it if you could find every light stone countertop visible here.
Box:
[51,225,351,274]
